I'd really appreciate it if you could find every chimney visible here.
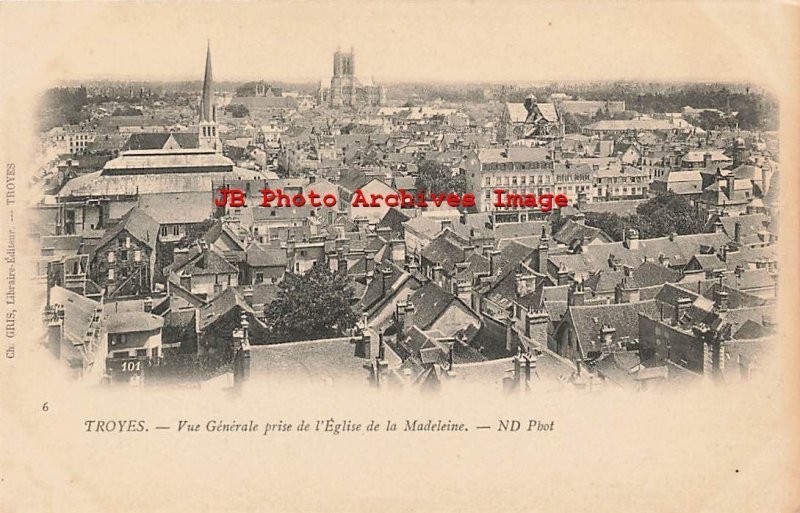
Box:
[674,296,692,324]
[403,302,416,331]
[726,175,735,198]
[395,301,407,325]
[537,227,549,275]
[353,332,371,359]
[431,263,443,284]
[623,229,639,250]
[557,264,571,286]
[714,287,729,313]
[576,190,588,210]
[504,316,515,353]
[600,324,616,348]
[515,271,537,298]
[440,219,453,232]
[568,280,585,306]
[380,267,393,297]
[488,249,501,276]
[365,249,376,274]
[143,297,153,313]
[734,221,742,245]
[703,152,712,168]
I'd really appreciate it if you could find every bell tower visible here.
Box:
[199,41,221,153]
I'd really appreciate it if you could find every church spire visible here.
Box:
[200,41,215,123]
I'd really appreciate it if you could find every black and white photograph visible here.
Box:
[1,2,798,512]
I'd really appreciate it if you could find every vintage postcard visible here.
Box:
[1,1,798,512]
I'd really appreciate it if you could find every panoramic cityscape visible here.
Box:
[32,43,780,392]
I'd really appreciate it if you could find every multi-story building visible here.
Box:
[594,165,650,201]
[462,147,593,215]
[89,207,159,298]
[48,126,97,155]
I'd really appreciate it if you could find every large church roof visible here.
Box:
[101,149,234,175]
[58,164,265,198]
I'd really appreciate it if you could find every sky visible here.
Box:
[0,1,797,89]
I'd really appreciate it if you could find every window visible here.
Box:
[173,225,180,236]
[110,333,126,346]
[120,250,128,262]
[107,251,115,263]
[136,349,147,357]
[151,347,159,359]
[160,226,168,237]
[134,250,141,262]
[255,272,264,284]
[108,269,114,280]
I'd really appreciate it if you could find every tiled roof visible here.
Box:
[197,287,259,332]
[245,242,287,268]
[408,281,457,330]
[106,311,164,334]
[49,286,100,347]
[420,230,471,274]
[174,244,239,277]
[549,232,730,274]
[553,220,610,246]
[564,300,659,355]
[136,192,213,225]
[377,208,411,237]
[95,207,160,251]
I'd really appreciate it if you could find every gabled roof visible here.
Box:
[121,133,171,151]
[562,300,659,357]
[420,230,471,274]
[357,261,411,313]
[197,286,260,332]
[172,243,238,277]
[505,103,529,123]
[202,220,247,252]
[553,220,611,246]
[377,208,411,237]
[408,281,459,330]
[95,207,160,252]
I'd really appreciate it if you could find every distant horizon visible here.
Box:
[51,78,767,94]
[2,1,793,98]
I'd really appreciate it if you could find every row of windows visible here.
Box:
[596,187,641,195]
[597,176,646,184]
[485,174,554,186]
[483,161,552,171]
[106,249,142,263]
[482,173,593,187]
[160,225,182,237]
[111,347,161,358]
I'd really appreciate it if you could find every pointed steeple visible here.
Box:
[200,41,215,123]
